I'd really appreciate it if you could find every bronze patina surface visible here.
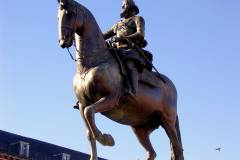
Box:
[57,0,184,160]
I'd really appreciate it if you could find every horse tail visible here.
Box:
[175,115,182,146]
[175,115,184,160]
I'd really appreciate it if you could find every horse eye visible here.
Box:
[60,4,66,10]
[66,10,75,17]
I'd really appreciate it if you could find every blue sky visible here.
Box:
[0,0,240,159]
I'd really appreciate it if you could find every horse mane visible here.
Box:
[67,0,90,15]
[67,0,100,31]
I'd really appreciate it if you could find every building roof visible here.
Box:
[0,130,106,160]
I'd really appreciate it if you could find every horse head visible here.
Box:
[58,0,83,48]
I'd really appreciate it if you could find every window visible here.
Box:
[62,153,71,160]
[19,141,30,158]
[54,153,71,160]
[10,141,30,158]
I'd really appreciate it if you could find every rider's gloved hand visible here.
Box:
[113,36,126,42]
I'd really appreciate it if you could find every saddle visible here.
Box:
[109,48,162,88]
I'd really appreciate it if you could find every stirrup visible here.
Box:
[73,101,80,110]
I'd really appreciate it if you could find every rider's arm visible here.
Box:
[103,28,116,40]
[126,16,145,40]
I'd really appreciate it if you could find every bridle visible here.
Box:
[60,3,108,64]
[60,3,82,62]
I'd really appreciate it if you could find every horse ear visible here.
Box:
[58,0,69,6]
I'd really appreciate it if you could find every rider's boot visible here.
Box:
[127,61,138,98]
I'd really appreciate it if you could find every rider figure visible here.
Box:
[103,0,147,97]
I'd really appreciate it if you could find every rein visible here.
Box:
[66,40,110,63]
[66,41,82,62]
[67,45,78,62]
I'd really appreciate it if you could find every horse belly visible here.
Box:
[102,83,164,126]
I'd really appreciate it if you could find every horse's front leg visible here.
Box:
[79,102,98,160]
[83,94,118,146]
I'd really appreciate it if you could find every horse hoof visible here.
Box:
[102,134,115,146]
[147,151,156,160]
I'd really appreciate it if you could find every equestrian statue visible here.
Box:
[57,0,184,159]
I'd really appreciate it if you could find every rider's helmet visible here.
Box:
[120,0,139,18]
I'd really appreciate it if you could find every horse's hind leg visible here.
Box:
[84,95,118,146]
[79,102,98,160]
[161,114,184,160]
[132,126,156,160]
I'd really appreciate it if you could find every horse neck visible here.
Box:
[74,6,110,73]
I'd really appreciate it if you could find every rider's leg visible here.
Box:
[126,60,138,97]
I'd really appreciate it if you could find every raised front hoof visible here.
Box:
[98,134,115,146]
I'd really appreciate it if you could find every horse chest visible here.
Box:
[73,71,95,101]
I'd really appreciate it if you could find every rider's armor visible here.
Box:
[111,16,146,49]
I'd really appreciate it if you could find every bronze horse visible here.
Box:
[57,0,184,160]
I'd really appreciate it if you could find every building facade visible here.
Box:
[0,130,106,160]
